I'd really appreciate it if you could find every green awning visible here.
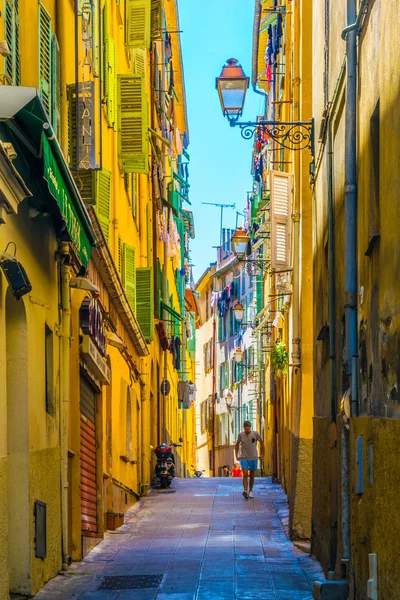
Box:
[42,133,92,267]
[0,86,95,267]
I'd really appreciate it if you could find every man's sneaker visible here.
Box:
[242,491,249,499]
[248,491,254,498]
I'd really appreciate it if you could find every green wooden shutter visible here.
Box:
[51,34,61,139]
[256,276,263,315]
[224,361,229,389]
[133,48,146,77]
[75,170,94,204]
[4,0,20,85]
[136,267,154,341]
[126,0,151,49]
[188,312,196,353]
[151,0,162,40]
[118,74,149,174]
[229,307,233,338]
[146,202,152,265]
[123,244,136,312]
[238,362,243,382]
[117,235,122,276]
[38,3,52,115]
[95,169,112,243]
[218,316,223,342]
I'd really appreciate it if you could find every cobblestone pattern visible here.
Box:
[33,478,325,599]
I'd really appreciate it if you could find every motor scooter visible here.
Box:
[154,443,181,488]
[191,465,205,478]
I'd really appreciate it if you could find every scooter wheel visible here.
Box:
[160,478,168,489]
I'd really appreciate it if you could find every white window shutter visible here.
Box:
[270,170,293,270]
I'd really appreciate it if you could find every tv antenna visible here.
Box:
[202,202,236,245]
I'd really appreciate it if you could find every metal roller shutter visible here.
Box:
[80,376,97,533]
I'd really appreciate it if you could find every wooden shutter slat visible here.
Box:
[270,170,293,269]
[38,3,52,115]
[151,0,162,40]
[118,74,149,173]
[95,169,112,243]
[123,244,136,312]
[126,0,151,49]
[51,34,61,139]
[136,267,154,341]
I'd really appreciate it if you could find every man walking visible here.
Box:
[235,421,264,499]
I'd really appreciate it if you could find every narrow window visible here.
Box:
[4,0,20,85]
[126,388,132,460]
[366,101,380,255]
[45,324,54,415]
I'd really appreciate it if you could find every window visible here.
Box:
[4,0,20,85]
[366,101,380,255]
[45,324,54,415]
[123,243,136,312]
[136,267,154,341]
[117,75,149,173]
[38,3,52,114]
[126,388,132,460]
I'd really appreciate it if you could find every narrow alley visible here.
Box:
[33,478,323,600]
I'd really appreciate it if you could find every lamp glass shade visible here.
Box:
[216,59,249,118]
[234,302,245,322]
[231,227,250,258]
[225,392,233,406]
[233,348,244,363]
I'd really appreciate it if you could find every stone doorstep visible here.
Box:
[313,580,350,600]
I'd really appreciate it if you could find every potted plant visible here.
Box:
[270,341,289,376]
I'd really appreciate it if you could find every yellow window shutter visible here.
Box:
[95,169,112,243]
[123,244,136,312]
[126,0,151,49]
[136,267,154,341]
[106,36,116,128]
[133,48,146,77]
[151,0,162,40]
[117,74,149,174]
[270,170,293,270]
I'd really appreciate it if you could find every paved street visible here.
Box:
[33,478,324,600]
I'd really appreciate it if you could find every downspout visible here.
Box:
[341,0,358,572]
[59,242,71,569]
[344,0,358,419]
[211,309,216,476]
[327,127,336,423]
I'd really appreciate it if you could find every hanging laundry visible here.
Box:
[164,33,172,61]
[174,337,181,370]
[177,380,189,406]
[175,127,183,155]
[188,382,197,403]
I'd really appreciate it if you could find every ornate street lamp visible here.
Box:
[231,226,269,272]
[231,227,250,258]
[216,58,314,156]
[233,348,244,364]
[216,59,249,121]
[233,302,245,323]
[225,391,233,407]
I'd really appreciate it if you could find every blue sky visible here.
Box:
[178,0,265,281]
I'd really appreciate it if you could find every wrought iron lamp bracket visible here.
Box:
[229,118,315,157]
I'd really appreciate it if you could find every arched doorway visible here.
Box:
[6,289,30,595]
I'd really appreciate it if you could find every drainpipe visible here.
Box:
[344,0,358,418]
[59,242,71,569]
[211,310,216,476]
[341,0,358,574]
[327,127,337,423]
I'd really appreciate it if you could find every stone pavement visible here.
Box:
[33,477,325,600]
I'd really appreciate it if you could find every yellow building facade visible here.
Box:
[251,0,314,539]
[0,0,196,596]
[312,0,400,596]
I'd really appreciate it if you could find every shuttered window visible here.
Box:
[38,3,52,115]
[126,0,151,49]
[157,258,164,315]
[118,74,149,174]
[146,202,152,265]
[133,48,146,77]
[270,170,293,270]
[256,275,263,315]
[95,169,112,243]
[117,235,122,276]
[136,267,154,341]
[105,35,116,128]
[123,244,136,312]
[4,0,20,85]
[51,34,61,138]
[151,0,162,40]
